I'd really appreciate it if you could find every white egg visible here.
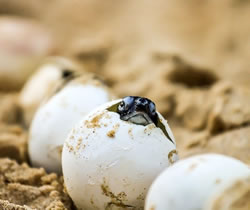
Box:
[205,174,250,210]
[19,56,83,126]
[28,74,113,174]
[145,154,250,210]
[62,97,178,210]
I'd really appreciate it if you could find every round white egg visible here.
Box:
[28,76,113,174]
[62,99,178,210]
[145,154,250,210]
[19,56,82,126]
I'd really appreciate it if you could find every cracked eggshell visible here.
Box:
[145,154,250,210]
[19,56,82,126]
[62,99,178,210]
[28,75,113,174]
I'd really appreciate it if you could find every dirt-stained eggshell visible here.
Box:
[145,154,250,210]
[62,99,178,210]
[205,174,250,210]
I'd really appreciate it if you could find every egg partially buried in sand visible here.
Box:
[62,96,178,210]
[28,74,114,174]
[145,154,250,210]
[19,56,83,126]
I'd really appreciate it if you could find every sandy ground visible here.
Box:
[0,0,250,209]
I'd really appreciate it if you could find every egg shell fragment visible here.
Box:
[145,154,250,210]
[29,79,112,174]
[62,99,178,210]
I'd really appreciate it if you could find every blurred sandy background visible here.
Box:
[0,0,249,209]
[1,0,250,85]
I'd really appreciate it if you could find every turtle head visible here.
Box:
[117,96,157,126]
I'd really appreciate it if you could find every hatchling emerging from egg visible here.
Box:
[62,96,178,210]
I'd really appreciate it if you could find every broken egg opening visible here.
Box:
[62,98,178,210]
[108,96,175,144]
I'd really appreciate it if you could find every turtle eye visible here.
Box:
[118,101,125,111]
[118,96,135,112]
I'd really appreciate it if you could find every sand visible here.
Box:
[0,0,250,209]
[0,158,73,210]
